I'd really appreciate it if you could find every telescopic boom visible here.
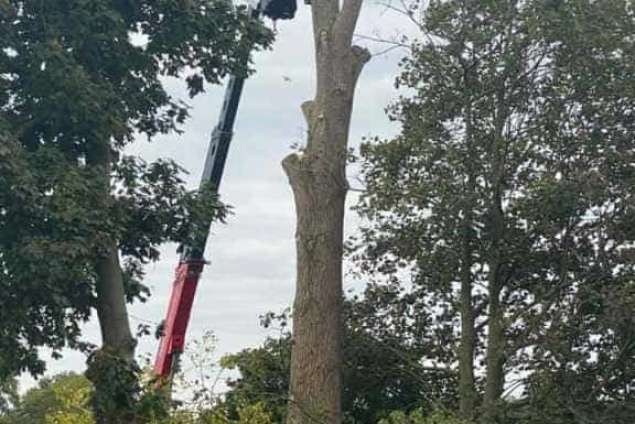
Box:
[153,0,298,380]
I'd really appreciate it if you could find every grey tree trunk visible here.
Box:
[86,142,137,424]
[95,246,136,360]
[87,142,136,360]
[283,1,369,423]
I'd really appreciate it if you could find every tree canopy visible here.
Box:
[0,373,92,424]
[0,1,633,423]
[214,299,456,424]
[353,0,635,422]
[0,0,271,383]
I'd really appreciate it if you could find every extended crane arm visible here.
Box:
[154,0,298,381]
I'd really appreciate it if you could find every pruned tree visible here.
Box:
[281,1,370,422]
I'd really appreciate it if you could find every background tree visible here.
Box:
[214,299,456,424]
[0,373,93,424]
[378,410,467,424]
[0,0,272,420]
[353,0,635,423]
[0,379,18,416]
[281,0,370,422]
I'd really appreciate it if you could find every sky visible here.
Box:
[21,1,420,392]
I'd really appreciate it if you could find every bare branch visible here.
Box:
[353,33,412,53]
[351,45,372,80]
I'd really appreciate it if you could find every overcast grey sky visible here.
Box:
[23,2,419,391]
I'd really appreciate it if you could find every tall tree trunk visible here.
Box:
[482,106,507,422]
[87,142,136,359]
[459,98,478,421]
[86,141,137,424]
[283,2,369,423]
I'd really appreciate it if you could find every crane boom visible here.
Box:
[153,76,247,378]
[153,0,298,381]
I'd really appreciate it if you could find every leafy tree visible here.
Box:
[508,283,635,424]
[0,0,272,420]
[353,0,635,423]
[0,370,275,424]
[203,403,275,424]
[218,336,290,422]
[214,300,456,424]
[0,373,93,424]
[378,410,467,424]
[0,379,18,416]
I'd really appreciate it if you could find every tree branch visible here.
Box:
[301,100,315,127]
[334,0,364,46]
[311,0,340,35]
[351,45,372,80]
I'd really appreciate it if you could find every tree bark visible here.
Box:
[482,106,507,422]
[459,239,477,420]
[483,197,505,422]
[87,141,136,360]
[85,142,137,424]
[94,246,136,360]
[459,97,478,421]
[283,1,369,423]
[483,281,505,423]
[482,205,506,423]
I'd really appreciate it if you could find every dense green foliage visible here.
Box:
[0,0,271,382]
[353,0,635,423]
[0,373,93,424]
[0,379,18,415]
[378,410,467,424]
[1,1,634,423]
[213,300,457,423]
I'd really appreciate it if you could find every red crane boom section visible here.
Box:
[153,0,299,382]
[154,260,205,377]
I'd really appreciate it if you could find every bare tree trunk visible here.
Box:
[283,1,369,423]
[95,246,136,360]
[87,141,136,360]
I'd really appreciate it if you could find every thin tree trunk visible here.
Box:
[86,141,137,424]
[483,281,505,423]
[482,198,506,424]
[459,243,477,420]
[482,104,507,421]
[283,2,368,423]
[459,98,478,421]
